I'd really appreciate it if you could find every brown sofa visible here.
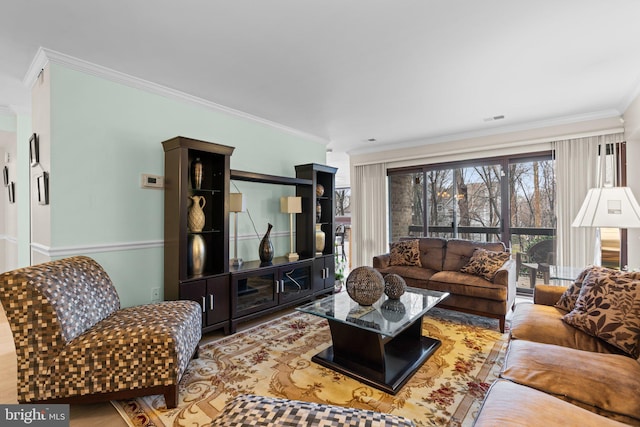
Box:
[373,238,516,332]
[0,256,202,408]
[475,283,640,426]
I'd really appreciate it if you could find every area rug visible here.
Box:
[112,308,508,427]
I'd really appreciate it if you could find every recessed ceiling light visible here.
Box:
[368,138,377,142]
[483,115,505,122]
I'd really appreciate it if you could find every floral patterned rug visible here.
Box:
[112,307,508,427]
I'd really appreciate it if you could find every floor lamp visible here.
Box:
[281,196,302,261]
[572,185,640,267]
[230,193,245,267]
[572,186,640,229]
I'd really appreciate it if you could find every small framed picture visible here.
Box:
[37,172,49,205]
[3,166,7,187]
[8,182,15,204]
[29,133,39,167]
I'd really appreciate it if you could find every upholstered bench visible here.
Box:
[0,256,202,408]
[211,394,416,426]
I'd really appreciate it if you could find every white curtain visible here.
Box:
[351,163,387,268]
[554,133,624,267]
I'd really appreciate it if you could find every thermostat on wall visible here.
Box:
[141,174,164,189]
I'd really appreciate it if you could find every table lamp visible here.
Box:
[230,193,245,267]
[281,196,302,261]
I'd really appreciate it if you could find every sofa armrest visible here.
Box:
[373,254,390,269]
[533,284,567,306]
[493,258,514,286]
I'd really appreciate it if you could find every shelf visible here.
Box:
[188,229,222,234]
[231,169,312,186]
[190,188,222,194]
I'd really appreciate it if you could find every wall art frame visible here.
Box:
[8,182,15,204]
[3,166,7,187]
[29,133,39,167]
[37,172,49,205]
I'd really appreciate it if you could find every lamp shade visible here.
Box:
[229,193,245,213]
[572,186,640,228]
[280,196,302,214]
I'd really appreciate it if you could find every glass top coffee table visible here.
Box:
[296,287,449,394]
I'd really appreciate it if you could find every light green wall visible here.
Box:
[16,114,32,267]
[48,63,325,306]
[0,113,16,132]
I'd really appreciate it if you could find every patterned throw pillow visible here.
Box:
[459,248,510,281]
[389,240,422,267]
[554,265,600,312]
[563,270,640,358]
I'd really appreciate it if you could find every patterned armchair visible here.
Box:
[0,256,201,408]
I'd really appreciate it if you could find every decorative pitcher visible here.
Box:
[259,223,274,264]
[188,195,206,232]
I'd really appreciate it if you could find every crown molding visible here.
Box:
[349,109,623,156]
[620,73,640,113]
[0,106,15,116]
[23,47,328,145]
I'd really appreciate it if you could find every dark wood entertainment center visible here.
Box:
[162,136,337,334]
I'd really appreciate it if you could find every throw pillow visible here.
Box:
[459,248,510,282]
[563,270,640,358]
[554,265,601,312]
[389,240,422,267]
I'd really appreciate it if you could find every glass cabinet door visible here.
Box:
[279,262,313,303]
[232,268,278,317]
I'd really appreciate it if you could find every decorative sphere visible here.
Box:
[384,274,407,299]
[316,184,325,197]
[346,266,385,306]
[381,299,407,322]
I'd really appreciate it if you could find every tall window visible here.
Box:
[388,152,554,293]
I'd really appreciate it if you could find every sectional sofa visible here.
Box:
[475,267,640,426]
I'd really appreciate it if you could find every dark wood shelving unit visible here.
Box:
[295,163,338,293]
[162,136,234,334]
[163,138,337,335]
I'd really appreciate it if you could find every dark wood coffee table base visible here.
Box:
[312,316,440,395]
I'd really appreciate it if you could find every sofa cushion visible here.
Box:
[389,239,422,267]
[501,340,640,425]
[459,248,510,281]
[428,271,507,301]
[375,265,437,282]
[442,239,505,272]
[510,303,624,354]
[416,237,446,271]
[563,270,640,358]
[474,379,630,427]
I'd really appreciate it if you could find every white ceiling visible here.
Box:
[2,1,640,167]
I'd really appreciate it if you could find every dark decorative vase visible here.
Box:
[259,223,274,264]
[191,157,203,189]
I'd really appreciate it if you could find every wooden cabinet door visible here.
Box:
[206,275,230,326]
[180,280,207,324]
